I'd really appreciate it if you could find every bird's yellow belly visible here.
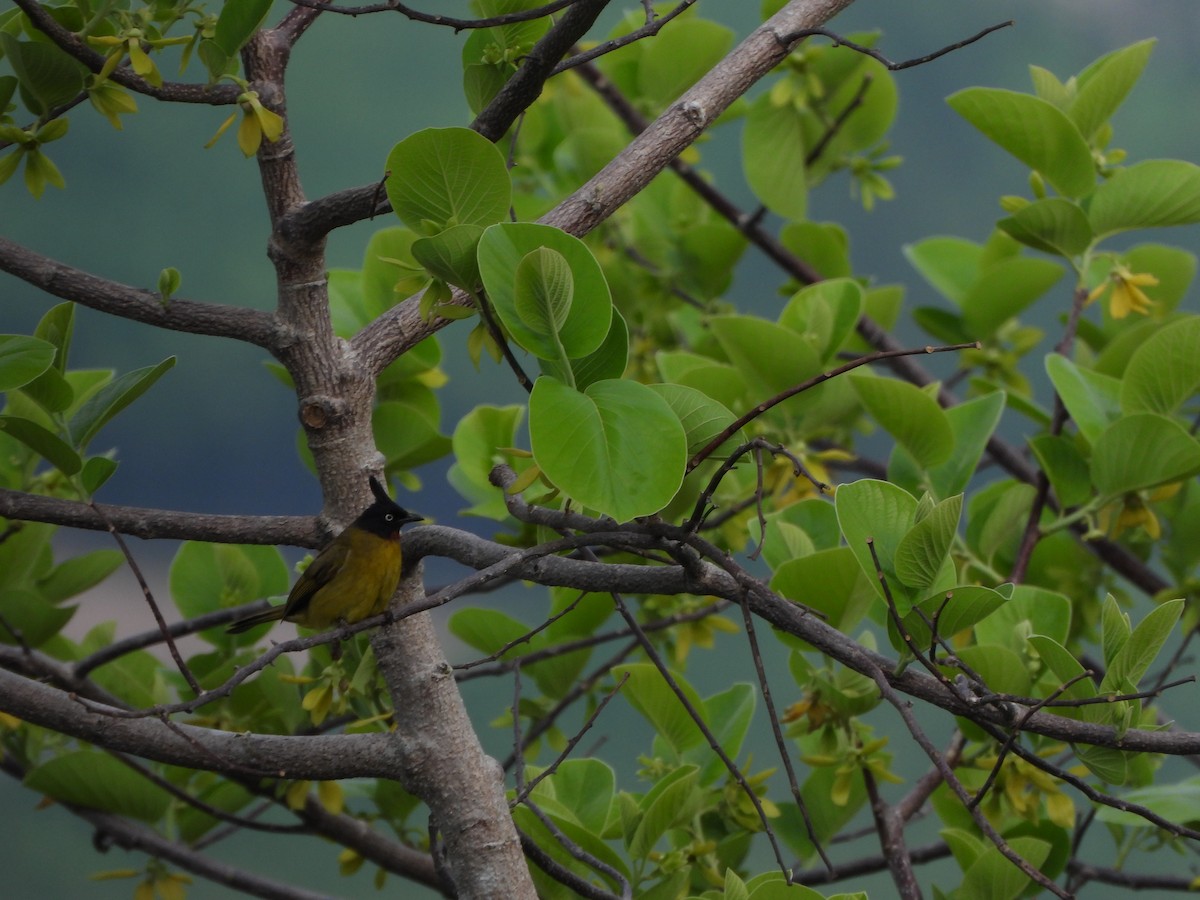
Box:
[297,539,401,630]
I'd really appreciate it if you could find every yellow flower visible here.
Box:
[1087,265,1158,319]
[1098,482,1182,541]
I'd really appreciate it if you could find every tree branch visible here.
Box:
[12,0,240,105]
[0,488,320,546]
[0,237,279,348]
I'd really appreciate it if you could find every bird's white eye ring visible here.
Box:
[385,513,395,521]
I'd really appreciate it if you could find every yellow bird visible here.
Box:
[227,477,422,634]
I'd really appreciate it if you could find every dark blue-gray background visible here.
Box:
[3,2,1197,896]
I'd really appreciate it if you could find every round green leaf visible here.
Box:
[478,222,612,360]
[529,377,685,521]
[1091,412,1200,498]
[514,247,574,343]
[385,127,511,234]
[947,87,1095,198]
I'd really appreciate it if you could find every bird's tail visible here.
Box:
[226,604,286,634]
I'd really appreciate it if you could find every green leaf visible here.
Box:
[1102,599,1184,692]
[961,256,1064,338]
[0,415,81,474]
[850,376,954,469]
[410,223,484,291]
[614,663,705,757]
[478,223,612,361]
[894,494,962,591]
[513,247,574,354]
[0,586,74,646]
[646,383,739,457]
[778,278,863,362]
[689,683,756,785]
[1029,434,1092,508]
[448,607,529,656]
[20,362,72,414]
[80,455,118,494]
[1027,634,1096,715]
[901,585,1007,650]
[1087,160,1200,238]
[709,315,823,397]
[947,87,1095,197]
[998,198,1094,257]
[68,357,176,451]
[447,404,525,519]
[0,334,55,390]
[743,93,806,220]
[374,399,450,471]
[529,377,685,521]
[960,836,1051,900]
[638,18,732,108]
[771,547,874,636]
[1044,354,1121,444]
[552,309,628,391]
[33,302,74,372]
[538,758,616,837]
[385,127,511,234]
[169,542,289,624]
[213,0,274,57]
[1120,316,1200,415]
[904,236,983,304]
[976,586,1072,653]
[627,765,701,860]
[361,227,425,319]
[971,481,1036,568]
[835,479,917,612]
[25,750,171,823]
[1094,776,1200,828]
[780,220,852,279]
[929,391,1006,500]
[178,781,254,844]
[37,549,122,603]
[1091,413,1200,498]
[956,644,1031,697]
[1068,39,1155,139]
[0,35,85,115]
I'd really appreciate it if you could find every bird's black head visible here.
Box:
[355,476,423,539]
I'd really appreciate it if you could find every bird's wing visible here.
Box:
[282,543,346,619]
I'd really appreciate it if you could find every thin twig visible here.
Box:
[514,671,629,806]
[687,343,979,473]
[776,21,1015,71]
[738,598,833,873]
[609,591,795,882]
[90,501,202,696]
